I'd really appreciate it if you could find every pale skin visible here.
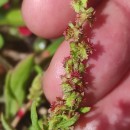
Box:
[22,0,130,129]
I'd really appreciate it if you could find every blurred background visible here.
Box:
[0,0,63,130]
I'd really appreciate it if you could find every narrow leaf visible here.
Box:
[56,115,79,129]
[4,71,18,119]
[10,55,34,107]
[46,37,64,56]
[1,114,15,130]
[31,101,41,130]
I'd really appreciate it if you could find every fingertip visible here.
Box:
[43,41,70,102]
[22,0,76,38]
[43,70,63,103]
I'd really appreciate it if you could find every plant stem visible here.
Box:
[11,101,32,128]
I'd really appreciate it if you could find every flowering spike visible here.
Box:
[48,0,95,129]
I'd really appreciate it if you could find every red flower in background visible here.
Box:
[18,26,32,36]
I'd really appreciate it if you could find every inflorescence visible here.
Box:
[48,0,94,129]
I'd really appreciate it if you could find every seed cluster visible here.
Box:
[48,0,94,129]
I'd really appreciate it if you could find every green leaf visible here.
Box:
[4,55,34,118]
[10,55,34,106]
[0,34,4,49]
[0,0,8,7]
[0,9,25,26]
[4,71,18,119]
[56,114,79,129]
[29,119,46,130]
[46,37,64,56]
[31,101,42,130]
[28,73,43,101]
[6,9,24,26]
[1,114,15,130]
[34,65,43,74]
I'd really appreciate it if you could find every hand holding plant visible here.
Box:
[22,0,130,129]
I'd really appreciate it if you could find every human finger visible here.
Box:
[75,71,130,130]
[21,0,101,38]
[43,0,130,105]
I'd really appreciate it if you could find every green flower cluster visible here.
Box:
[48,0,94,129]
